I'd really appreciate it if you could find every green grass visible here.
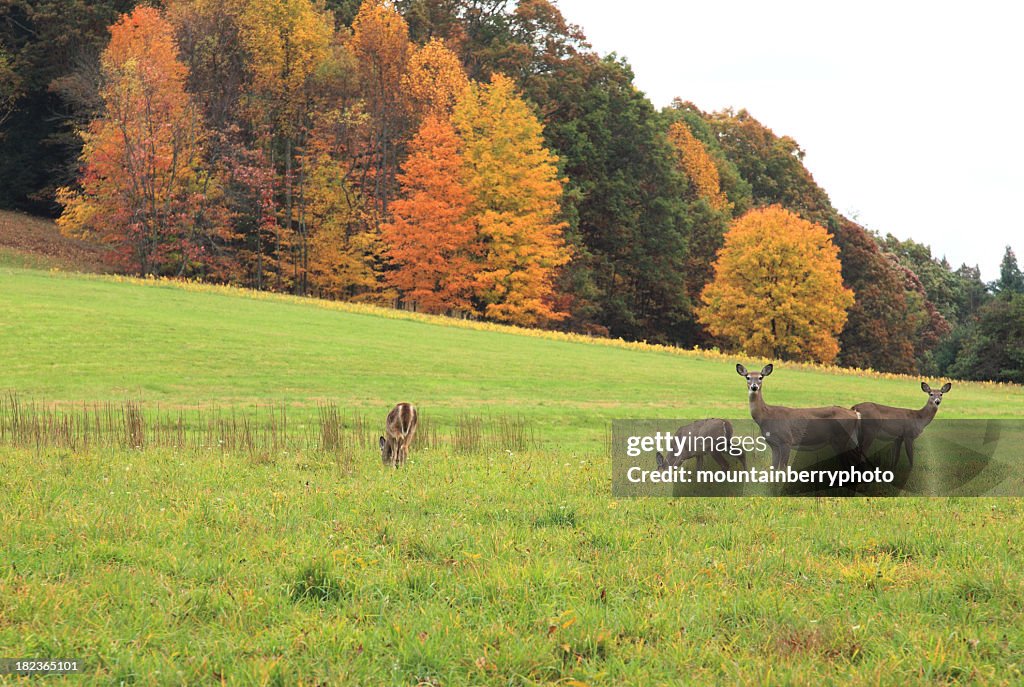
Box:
[3,448,1023,685]
[2,266,1024,685]
[2,267,1020,452]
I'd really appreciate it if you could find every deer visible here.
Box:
[380,402,418,468]
[852,382,951,468]
[736,363,861,470]
[655,418,745,472]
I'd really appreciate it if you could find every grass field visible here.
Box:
[2,265,1024,685]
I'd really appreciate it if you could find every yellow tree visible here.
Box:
[403,38,469,118]
[667,120,730,212]
[453,73,570,326]
[698,205,853,363]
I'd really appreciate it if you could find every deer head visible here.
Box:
[379,435,394,465]
[736,363,773,396]
[655,451,668,471]
[921,381,952,408]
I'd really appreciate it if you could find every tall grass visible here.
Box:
[0,393,537,459]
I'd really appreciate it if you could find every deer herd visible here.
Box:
[382,363,951,472]
[656,363,951,473]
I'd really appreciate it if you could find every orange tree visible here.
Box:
[698,205,853,363]
[381,113,476,314]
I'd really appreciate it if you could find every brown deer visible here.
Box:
[380,402,418,468]
[853,382,951,468]
[655,418,745,472]
[737,363,861,470]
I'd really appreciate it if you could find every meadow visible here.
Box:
[2,265,1024,685]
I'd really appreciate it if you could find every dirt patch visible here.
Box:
[0,210,113,272]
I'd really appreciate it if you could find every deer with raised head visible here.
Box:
[655,418,745,472]
[852,382,951,468]
[380,402,418,468]
[737,363,861,470]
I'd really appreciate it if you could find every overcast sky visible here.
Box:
[555,0,1022,281]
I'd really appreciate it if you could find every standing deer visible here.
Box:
[655,418,745,472]
[380,402,418,468]
[852,382,951,468]
[737,363,861,470]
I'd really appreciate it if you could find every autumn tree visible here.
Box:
[664,99,752,215]
[665,116,734,323]
[302,109,390,302]
[453,73,570,326]
[403,38,469,118]
[57,6,223,276]
[381,113,476,313]
[698,205,854,363]
[668,120,730,212]
[211,136,279,287]
[830,217,918,373]
[238,0,334,291]
[166,0,250,137]
[350,0,413,222]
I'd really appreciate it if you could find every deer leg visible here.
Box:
[696,454,704,472]
[712,450,730,470]
[904,438,914,469]
[777,445,791,470]
[860,425,876,462]
[892,437,903,469]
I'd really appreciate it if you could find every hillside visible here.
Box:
[0,209,111,272]
[2,267,1020,452]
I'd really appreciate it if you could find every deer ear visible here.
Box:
[921,382,931,393]
[736,363,747,376]
[379,436,386,449]
[941,382,952,393]
[761,363,773,377]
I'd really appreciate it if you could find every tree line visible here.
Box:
[1,0,1021,381]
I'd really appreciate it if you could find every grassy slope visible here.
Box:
[3,267,1024,685]
[2,267,1021,452]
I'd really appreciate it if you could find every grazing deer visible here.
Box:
[655,418,745,472]
[852,382,951,468]
[380,402,418,468]
[737,363,861,470]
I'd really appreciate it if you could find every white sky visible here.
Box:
[555,0,1023,280]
